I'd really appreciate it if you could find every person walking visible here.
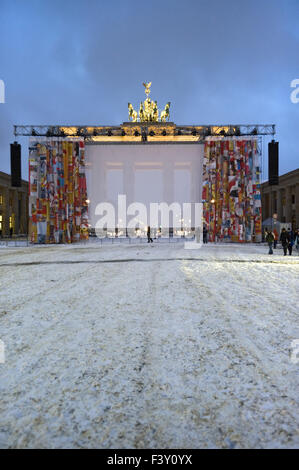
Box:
[273,228,278,249]
[147,226,153,243]
[287,228,294,256]
[280,228,290,256]
[295,229,299,255]
[265,229,274,255]
[203,226,208,244]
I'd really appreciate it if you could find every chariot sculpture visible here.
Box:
[128,82,171,123]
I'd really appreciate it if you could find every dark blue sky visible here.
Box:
[0,0,298,180]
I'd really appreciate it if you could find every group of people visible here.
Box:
[265,227,299,256]
[147,225,299,254]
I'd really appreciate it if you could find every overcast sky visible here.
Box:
[0,0,299,179]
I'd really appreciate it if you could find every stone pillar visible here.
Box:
[273,190,278,217]
[20,192,27,234]
[191,159,201,204]
[88,156,106,231]
[296,184,299,229]
[97,161,106,204]
[123,160,134,207]
[163,161,174,204]
[3,187,10,237]
[263,192,269,220]
[286,186,292,224]
[12,189,19,234]
[277,188,282,222]
[24,192,28,234]
[123,160,135,235]
[268,189,275,220]
[163,161,174,235]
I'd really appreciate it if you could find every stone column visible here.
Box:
[24,192,28,234]
[163,161,174,236]
[20,192,27,234]
[286,186,293,224]
[266,192,270,220]
[123,160,135,235]
[191,159,201,204]
[12,189,19,234]
[277,188,282,222]
[97,161,106,204]
[123,160,134,207]
[271,190,276,217]
[263,192,269,220]
[88,155,106,230]
[3,187,10,237]
[163,160,174,204]
[296,184,299,228]
[269,188,275,219]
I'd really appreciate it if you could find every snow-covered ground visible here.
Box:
[0,242,298,449]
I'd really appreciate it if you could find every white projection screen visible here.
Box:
[85,143,204,232]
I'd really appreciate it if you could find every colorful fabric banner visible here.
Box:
[29,138,88,243]
[203,138,262,243]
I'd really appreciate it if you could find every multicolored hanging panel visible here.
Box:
[202,138,262,243]
[29,138,89,243]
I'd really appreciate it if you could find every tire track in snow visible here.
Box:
[181,259,299,448]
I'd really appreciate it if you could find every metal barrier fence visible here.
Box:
[0,235,196,248]
[0,236,30,247]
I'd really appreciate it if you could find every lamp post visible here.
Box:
[210,199,215,242]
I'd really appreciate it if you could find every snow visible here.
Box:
[0,242,298,449]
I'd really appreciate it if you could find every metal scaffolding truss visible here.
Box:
[14,123,276,139]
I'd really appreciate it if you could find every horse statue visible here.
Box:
[153,101,159,121]
[129,84,170,122]
[128,103,138,122]
[139,102,145,121]
[160,102,171,122]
